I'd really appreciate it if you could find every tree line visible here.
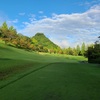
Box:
[0,22,87,55]
[0,22,99,63]
[0,22,86,55]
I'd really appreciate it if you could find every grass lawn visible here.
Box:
[0,43,100,100]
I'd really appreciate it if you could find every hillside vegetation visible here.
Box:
[32,33,60,50]
[0,22,87,56]
[0,22,61,53]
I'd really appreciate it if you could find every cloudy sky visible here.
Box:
[0,0,100,48]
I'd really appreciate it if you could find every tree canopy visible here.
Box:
[85,36,100,64]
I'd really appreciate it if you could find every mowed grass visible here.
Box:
[0,63,100,100]
[0,43,100,100]
[0,43,86,80]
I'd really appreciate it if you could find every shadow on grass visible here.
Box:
[0,62,99,90]
[0,63,53,89]
[0,58,12,60]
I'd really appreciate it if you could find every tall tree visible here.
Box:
[81,42,85,56]
[0,22,8,38]
[72,48,77,56]
[85,36,100,63]
[76,45,80,55]
[67,47,73,55]
[1,22,8,30]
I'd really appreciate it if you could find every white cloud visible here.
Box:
[12,19,18,23]
[28,14,36,22]
[19,5,100,48]
[51,39,70,48]
[0,14,18,27]
[7,19,18,25]
[79,0,100,7]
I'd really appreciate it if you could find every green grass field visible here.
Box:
[0,43,100,100]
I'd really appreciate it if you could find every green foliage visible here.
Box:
[85,36,100,64]
[31,38,38,44]
[63,48,77,56]
[76,45,80,55]
[1,22,8,30]
[81,42,86,56]
[0,22,17,45]
[32,33,60,52]
[0,23,34,50]
[0,22,61,53]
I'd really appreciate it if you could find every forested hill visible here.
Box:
[0,22,61,53]
[32,33,60,50]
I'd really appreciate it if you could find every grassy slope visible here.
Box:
[0,43,86,79]
[0,43,100,100]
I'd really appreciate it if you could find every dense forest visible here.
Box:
[0,22,100,63]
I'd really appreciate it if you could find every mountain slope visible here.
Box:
[32,33,60,50]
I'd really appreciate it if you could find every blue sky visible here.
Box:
[0,0,100,48]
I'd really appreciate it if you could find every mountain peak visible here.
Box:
[32,33,60,50]
[35,33,45,36]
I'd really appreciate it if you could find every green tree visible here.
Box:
[67,47,73,55]
[85,36,100,64]
[81,42,85,56]
[0,22,17,44]
[1,22,8,30]
[72,48,77,56]
[76,45,80,55]
[0,22,8,38]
